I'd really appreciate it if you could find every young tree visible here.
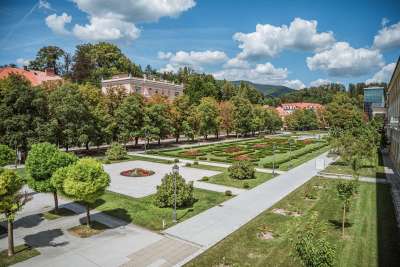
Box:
[0,169,26,256]
[51,158,110,227]
[114,94,145,146]
[25,142,78,210]
[336,181,356,237]
[0,144,14,167]
[196,97,220,139]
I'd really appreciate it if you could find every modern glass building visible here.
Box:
[364,86,385,117]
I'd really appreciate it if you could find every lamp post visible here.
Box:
[272,143,276,175]
[144,129,148,152]
[289,139,292,168]
[172,164,179,223]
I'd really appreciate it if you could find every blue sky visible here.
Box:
[1,0,399,89]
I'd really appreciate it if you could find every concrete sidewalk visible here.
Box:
[163,152,335,251]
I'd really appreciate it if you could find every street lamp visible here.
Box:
[172,164,179,223]
[144,129,149,152]
[272,143,276,175]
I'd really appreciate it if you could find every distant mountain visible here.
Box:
[231,80,295,97]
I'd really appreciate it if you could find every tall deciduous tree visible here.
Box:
[231,96,253,136]
[52,158,110,227]
[197,97,220,139]
[0,144,14,167]
[170,95,191,143]
[28,46,65,74]
[0,169,26,256]
[144,96,172,145]
[219,101,234,136]
[25,142,77,210]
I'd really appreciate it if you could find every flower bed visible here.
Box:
[120,168,155,177]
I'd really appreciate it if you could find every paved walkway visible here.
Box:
[318,171,388,184]
[163,152,335,252]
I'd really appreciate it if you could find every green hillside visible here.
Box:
[232,80,295,97]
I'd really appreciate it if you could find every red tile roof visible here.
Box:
[0,67,62,86]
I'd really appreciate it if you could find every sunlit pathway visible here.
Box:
[163,152,335,265]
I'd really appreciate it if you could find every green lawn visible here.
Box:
[100,155,174,164]
[324,157,386,179]
[0,244,40,267]
[278,145,331,171]
[186,177,400,267]
[90,188,231,231]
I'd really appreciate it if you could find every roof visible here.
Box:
[0,67,62,86]
[388,56,400,95]
[281,102,323,109]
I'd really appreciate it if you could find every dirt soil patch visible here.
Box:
[224,146,242,153]
[68,221,110,238]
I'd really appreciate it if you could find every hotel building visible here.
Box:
[101,74,184,100]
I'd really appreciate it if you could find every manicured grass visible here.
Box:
[324,158,386,179]
[0,244,40,267]
[90,188,231,231]
[40,207,76,220]
[186,177,400,267]
[101,155,174,164]
[278,145,331,171]
[68,221,110,238]
[186,164,228,172]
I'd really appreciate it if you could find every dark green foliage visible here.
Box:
[225,190,232,196]
[105,143,127,160]
[28,46,65,75]
[281,83,345,104]
[154,173,194,208]
[228,161,255,180]
[0,144,14,166]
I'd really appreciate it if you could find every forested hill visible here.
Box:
[231,80,295,97]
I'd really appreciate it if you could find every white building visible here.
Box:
[101,74,184,100]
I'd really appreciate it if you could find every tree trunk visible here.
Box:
[86,204,91,228]
[158,138,161,145]
[86,142,89,150]
[53,191,59,210]
[205,134,208,140]
[7,219,14,256]
[226,130,229,137]
[175,135,179,143]
[342,202,346,237]
[135,137,139,146]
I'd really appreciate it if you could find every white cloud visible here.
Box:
[16,58,30,66]
[309,78,332,87]
[306,42,384,77]
[45,13,72,35]
[73,17,140,41]
[213,61,303,89]
[223,57,250,69]
[283,79,305,90]
[373,21,400,50]
[39,0,53,11]
[233,17,335,59]
[158,50,228,72]
[46,0,195,41]
[366,62,396,84]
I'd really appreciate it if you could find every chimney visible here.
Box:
[45,68,55,77]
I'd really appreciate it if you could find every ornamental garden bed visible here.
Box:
[120,168,155,177]
[153,137,328,169]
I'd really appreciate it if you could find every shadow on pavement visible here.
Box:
[24,229,68,248]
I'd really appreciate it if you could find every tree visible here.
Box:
[48,83,92,150]
[170,95,191,143]
[237,81,264,104]
[28,46,65,74]
[250,105,266,135]
[218,101,234,136]
[114,94,145,145]
[0,74,49,154]
[231,96,253,136]
[105,142,127,161]
[0,169,26,256]
[336,181,356,237]
[197,97,220,139]
[154,172,194,208]
[286,109,318,131]
[0,144,14,167]
[264,108,283,133]
[25,142,78,210]
[184,74,220,104]
[52,158,110,227]
[144,96,172,145]
[228,161,255,180]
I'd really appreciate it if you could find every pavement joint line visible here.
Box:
[160,232,204,249]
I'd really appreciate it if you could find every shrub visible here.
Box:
[294,232,335,267]
[185,162,192,167]
[201,176,209,181]
[154,173,194,208]
[193,161,199,165]
[174,158,180,163]
[0,144,14,166]
[198,156,207,160]
[243,182,250,189]
[228,161,255,180]
[225,190,232,196]
[105,143,127,160]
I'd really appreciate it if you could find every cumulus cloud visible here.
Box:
[16,58,30,66]
[46,0,195,41]
[45,13,72,35]
[366,62,396,84]
[233,17,335,59]
[373,21,400,50]
[306,42,384,77]
[223,57,250,69]
[73,17,140,41]
[158,50,228,72]
[309,78,332,87]
[282,79,305,90]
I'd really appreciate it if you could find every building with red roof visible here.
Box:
[274,102,323,120]
[0,67,62,86]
